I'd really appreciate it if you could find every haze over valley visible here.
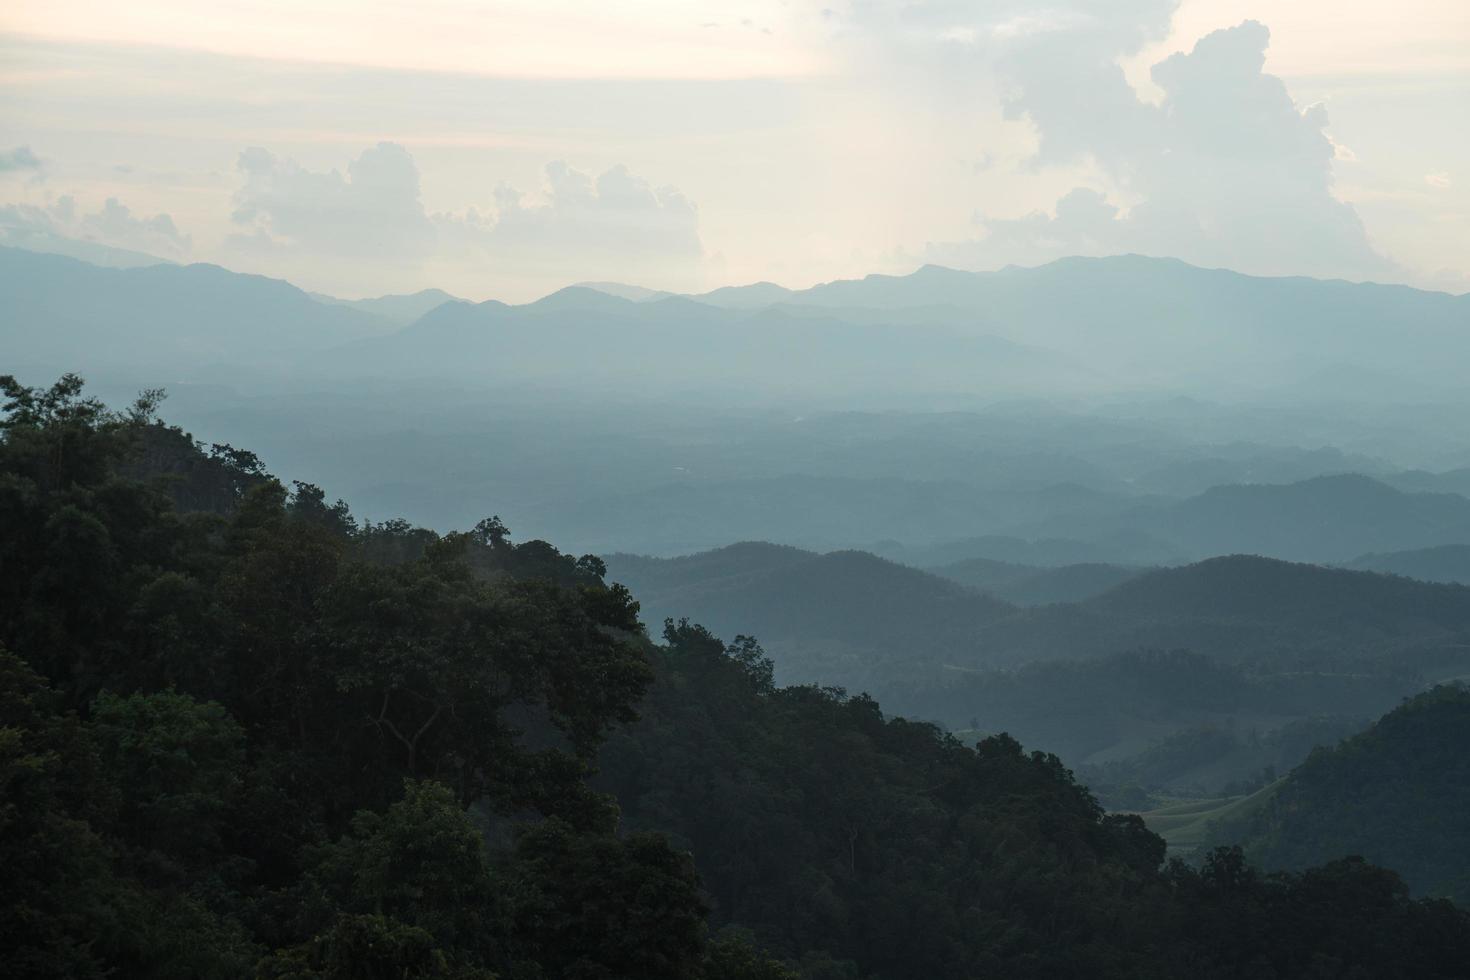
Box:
[5,1,1470,976]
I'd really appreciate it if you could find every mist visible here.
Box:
[5,2,1470,977]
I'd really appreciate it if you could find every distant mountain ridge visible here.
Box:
[309,287,461,325]
[964,473,1470,566]
[287,254,1470,403]
[1150,474,1470,563]
[11,245,1470,407]
[576,470,1470,566]
[0,246,393,373]
[606,542,1015,692]
[607,545,1470,686]
[0,230,174,269]
[1346,544,1470,585]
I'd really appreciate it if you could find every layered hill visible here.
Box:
[929,557,1146,604]
[9,372,1470,976]
[329,255,1470,404]
[610,546,1470,674]
[1346,544,1470,585]
[321,285,1076,399]
[607,543,1015,691]
[1,246,390,372]
[1152,475,1470,563]
[309,287,461,325]
[982,474,1470,566]
[607,546,1470,747]
[12,246,1470,410]
[941,553,1470,668]
[1212,685,1470,903]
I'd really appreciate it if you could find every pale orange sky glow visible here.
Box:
[1,1,1466,300]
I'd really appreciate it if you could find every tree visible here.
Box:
[304,780,501,965]
[508,819,708,980]
[89,689,247,881]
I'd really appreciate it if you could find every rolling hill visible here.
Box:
[1209,684,1470,902]
[606,543,1015,691]
[930,557,1147,604]
[323,255,1470,405]
[1346,544,1470,585]
[1153,475,1470,562]
[309,287,461,325]
[319,284,1078,399]
[17,246,1470,413]
[1,246,391,373]
[607,546,1470,755]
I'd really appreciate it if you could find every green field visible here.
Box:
[1136,780,1283,858]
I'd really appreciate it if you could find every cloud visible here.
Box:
[449,161,701,263]
[229,142,436,262]
[1425,172,1452,189]
[991,0,1177,167]
[929,187,1121,269]
[430,160,703,294]
[0,193,191,259]
[220,143,702,296]
[0,146,43,173]
[81,197,192,255]
[927,17,1394,281]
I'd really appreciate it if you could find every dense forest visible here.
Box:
[604,543,1464,789]
[5,373,1470,979]
[1212,685,1470,905]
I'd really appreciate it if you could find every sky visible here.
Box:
[1,0,1467,301]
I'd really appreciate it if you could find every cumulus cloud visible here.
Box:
[922,14,1393,281]
[221,143,701,295]
[991,0,1176,168]
[229,142,436,261]
[0,146,43,173]
[929,187,1122,269]
[0,193,191,260]
[424,159,702,296]
[81,197,192,255]
[443,161,700,263]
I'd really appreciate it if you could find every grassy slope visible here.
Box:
[1138,780,1284,858]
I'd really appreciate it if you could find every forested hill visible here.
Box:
[928,557,1145,605]
[1213,685,1470,904]
[609,545,1470,686]
[5,373,1470,979]
[605,543,1015,683]
[1347,544,1470,585]
[1086,554,1470,630]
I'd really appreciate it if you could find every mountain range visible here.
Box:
[605,545,1470,685]
[8,243,1470,563]
[7,245,1469,407]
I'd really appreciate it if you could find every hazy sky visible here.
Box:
[2,1,1466,300]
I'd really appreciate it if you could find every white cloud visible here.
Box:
[218,142,702,297]
[83,197,192,254]
[229,142,435,261]
[0,146,42,172]
[1425,172,1452,189]
[0,192,191,259]
[929,18,1394,282]
[430,160,703,296]
[4,5,1462,293]
[454,161,700,260]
